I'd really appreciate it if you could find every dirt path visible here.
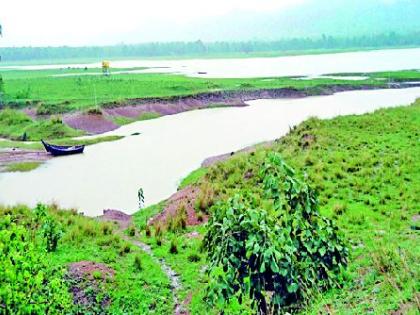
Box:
[98,210,187,315]
[128,238,186,315]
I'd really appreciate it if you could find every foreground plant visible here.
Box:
[0,214,72,314]
[204,153,348,313]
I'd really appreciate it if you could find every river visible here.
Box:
[0,87,419,216]
[2,48,420,78]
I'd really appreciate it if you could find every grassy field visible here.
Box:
[132,99,420,314]
[2,68,419,114]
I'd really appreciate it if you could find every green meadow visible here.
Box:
[2,68,419,114]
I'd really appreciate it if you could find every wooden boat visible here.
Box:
[41,140,85,156]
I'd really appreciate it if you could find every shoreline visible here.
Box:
[1,83,419,172]
[64,82,420,135]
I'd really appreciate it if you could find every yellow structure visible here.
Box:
[102,60,110,76]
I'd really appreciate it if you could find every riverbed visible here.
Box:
[0,87,419,216]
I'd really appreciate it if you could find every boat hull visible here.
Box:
[41,140,85,156]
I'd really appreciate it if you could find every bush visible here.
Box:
[204,153,348,313]
[34,203,63,252]
[41,216,63,252]
[0,218,72,313]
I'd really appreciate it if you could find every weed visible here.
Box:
[169,239,178,254]
[187,253,201,262]
[133,254,142,271]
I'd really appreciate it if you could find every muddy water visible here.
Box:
[3,48,420,78]
[0,88,419,216]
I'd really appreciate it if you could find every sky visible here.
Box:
[0,0,307,47]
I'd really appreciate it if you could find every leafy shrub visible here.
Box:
[0,108,32,125]
[204,153,348,313]
[41,216,63,252]
[0,218,72,313]
[34,203,63,252]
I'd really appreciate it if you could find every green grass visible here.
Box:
[5,161,42,172]
[133,99,420,314]
[0,205,173,314]
[0,109,83,140]
[133,203,166,231]
[178,167,208,189]
[4,68,418,115]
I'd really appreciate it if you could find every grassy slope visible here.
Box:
[133,100,420,314]
[0,205,173,314]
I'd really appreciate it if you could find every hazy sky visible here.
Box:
[0,0,307,47]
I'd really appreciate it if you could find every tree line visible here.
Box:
[1,32,419,62]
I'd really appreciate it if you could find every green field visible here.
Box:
[2,68,419,113]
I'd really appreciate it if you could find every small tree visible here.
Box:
[34,203,63,252]
[204,153,348,313]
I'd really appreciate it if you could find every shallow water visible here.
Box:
[1,87,419,216]
[3,48,420,78]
